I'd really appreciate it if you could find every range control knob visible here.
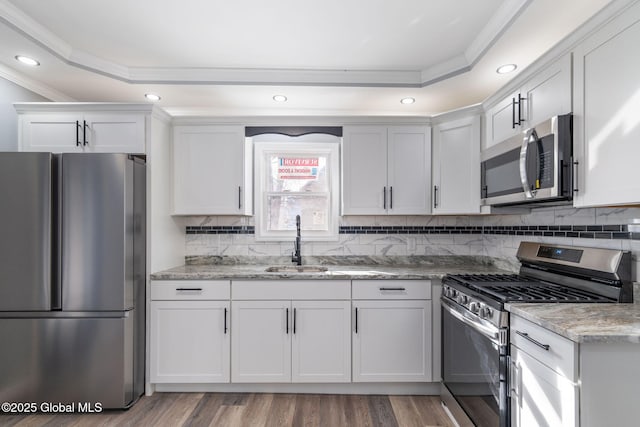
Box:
[469,302,480,313]
[451,289,459,299]
[458,295,469,305]
[480,307,493,319]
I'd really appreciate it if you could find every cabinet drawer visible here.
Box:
[510,315,577,381]
[232,280,350,300]
[150,280,230,300]
[352,280,431,300]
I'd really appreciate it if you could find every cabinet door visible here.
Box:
[432,116,480,214]
[150,301,230,383]
[342,126,388,215]
[387,126,431,215]
[510,346,577,427]
[352,300,432,382]
[573,4,640,207]
[522,54,572,128]
[484,92,519,149]
[84,113,145,153]
[231,300,291,383]
[20,113,84,152]
[291,300,351,383]
[173,125,250,215]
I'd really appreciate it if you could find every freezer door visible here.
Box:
[0,312,135,408]
[0,152,53,311]
[61,154,134,311]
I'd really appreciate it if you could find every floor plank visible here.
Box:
[1,392,456,427]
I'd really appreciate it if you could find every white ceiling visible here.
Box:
[0,0,612,116]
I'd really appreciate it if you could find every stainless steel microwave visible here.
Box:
[481,114,573,207]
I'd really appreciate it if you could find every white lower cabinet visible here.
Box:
[352,280,432,382]
[231,300,292,383]
[230,280,351,383]
[150,281,230,383]
[510,315,578,427]
[510,346,577,427]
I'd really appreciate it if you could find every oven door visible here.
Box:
[441,298,508,427]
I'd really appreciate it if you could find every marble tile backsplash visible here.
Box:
[183,206,640,281]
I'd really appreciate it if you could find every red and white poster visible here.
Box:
[277,157,319,180]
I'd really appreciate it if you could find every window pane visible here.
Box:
[268,155,329,192]
[266,194,330,231]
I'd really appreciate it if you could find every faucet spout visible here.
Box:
[292,214,302,266]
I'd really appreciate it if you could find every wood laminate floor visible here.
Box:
[1,393,455,427]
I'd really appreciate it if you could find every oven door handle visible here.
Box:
[441,299,501,344]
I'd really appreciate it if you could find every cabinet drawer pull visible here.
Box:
[515,330,550,351]
[224,307,228,334]
[238,186,242,209]
[433,185,438,209]
[293,308,297,334]
[379,287,406,291]
[389,186,393,209]
[83,120,89,146]
[355,307,358,334]
[383,187,387,210]
[286,307,289,334]
[175,287,203,292]
[76,121,82,146]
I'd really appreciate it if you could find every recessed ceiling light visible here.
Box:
[145,93,161,101]
[496,64,517,74]
[15,55,40,66]
[273,95,287,102]
[400,97,415,105]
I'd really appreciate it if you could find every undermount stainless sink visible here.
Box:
[265,265,329,273]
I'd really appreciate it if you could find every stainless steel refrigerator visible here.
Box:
[0,152,145,409]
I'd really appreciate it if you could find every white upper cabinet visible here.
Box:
[432,115,481,214]
[484,54,572,150]
[15,104,148,154]
[343,125,431,215]
[172,125,252,215]
[573,2,640,207]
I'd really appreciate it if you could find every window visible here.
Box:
[254,134,340,241]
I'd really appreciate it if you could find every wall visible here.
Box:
[182,206,640,281]
[0,77,49,150]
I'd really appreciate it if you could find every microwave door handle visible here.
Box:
[519,128,537,199]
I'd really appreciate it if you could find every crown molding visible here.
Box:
[0,0,530,88]
[0,63,74,101]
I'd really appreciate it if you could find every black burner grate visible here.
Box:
[447,273,614,303]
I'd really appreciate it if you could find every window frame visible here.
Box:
[254,136,340,242]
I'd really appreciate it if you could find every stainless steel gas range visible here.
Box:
[440,241,632,427]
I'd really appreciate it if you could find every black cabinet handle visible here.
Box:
[515,330,550,351]
[224,307,228,334]
[572,160,579,193]
[355,307,358,334]
[383,187,387,210]
[83,120,89,146]
[517,95,525,126]
[286,307,289,334]
[434,185,438,209]
[390,186,393,209]
[293,308,297,334]
[76,121,81,146]
[176,287,203,291]
[379,287,406,291]
[238,186,242,209]
[512,97,517,129]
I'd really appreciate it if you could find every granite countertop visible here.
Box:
[150,255,511,281]
[506,303,640,344]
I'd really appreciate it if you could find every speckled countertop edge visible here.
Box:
[506,303,640,344]
[150,256,512,280]
[150,263,508,280]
